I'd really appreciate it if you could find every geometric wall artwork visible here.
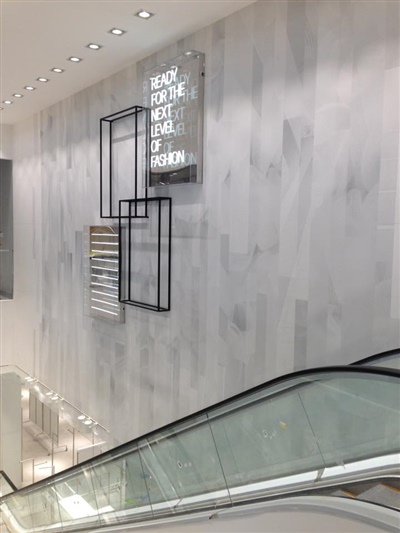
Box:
[95,51,204,316]
[100,106,150,219]
[95,50,205,314]
[119,197,172,312]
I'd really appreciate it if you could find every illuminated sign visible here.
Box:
[143,50,205,186]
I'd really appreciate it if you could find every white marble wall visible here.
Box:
[3,1,399,445]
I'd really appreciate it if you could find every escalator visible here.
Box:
[352,347,400,370]
[0,355,399,532]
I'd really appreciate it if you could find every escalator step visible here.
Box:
[358,483,400,510]
[331,489,356,498]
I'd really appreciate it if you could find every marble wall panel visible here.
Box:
[3,1,400,444]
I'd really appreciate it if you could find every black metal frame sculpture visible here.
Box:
[100,106,172,312]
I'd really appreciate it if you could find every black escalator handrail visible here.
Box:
[351,347,400,366]
[2,365,399,498]
[0,471,18,492]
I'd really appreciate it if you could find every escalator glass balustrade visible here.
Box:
[0,366,399,532]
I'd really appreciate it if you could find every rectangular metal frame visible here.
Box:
[118,197,172,312]
[100,105,151,218]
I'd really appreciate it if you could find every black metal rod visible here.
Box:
[167,197,172,311]
[135,108,138,216]
[100,119,103,218]
[109,122,113,217]
[128,201,132,302]
[118,201,122,302]
[120,299,168,312]
[102,105,144,121]
[145,109,150,218]
[157,199,161,310]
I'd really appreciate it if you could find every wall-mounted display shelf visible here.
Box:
[83,225,125,324]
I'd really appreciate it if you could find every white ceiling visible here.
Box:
[0,0,256,125]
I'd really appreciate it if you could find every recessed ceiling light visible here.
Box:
[13,93,23,98]
[51,68,64,73]
[109,28,126,36]
[135,9,154,19]
[24,86,36,91]
[77,415,86,420]
[87,43,102,50]
[51,395,59,400]
[68,56,82,62]
[84,419,93,425]
[3,100,12,105]
[37,77,49,83]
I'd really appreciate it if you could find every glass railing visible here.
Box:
[0,365,111,487]
[0,472,16,498]
[353,348,400,370]
[0,366,399,532]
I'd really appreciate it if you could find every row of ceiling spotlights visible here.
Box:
[25,376,96,427]
[0,9,155,111]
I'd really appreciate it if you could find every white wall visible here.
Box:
[0,125,13,160]
[3,1,399,445]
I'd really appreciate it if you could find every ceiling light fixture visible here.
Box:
[68,56,82,62]
[87,43,102,50]
[84,419,93,425]
[3,100,12,105]
[77,415,86,421]
[135,9,154,19]
[37,77,49,83]
[13,93,23,98]
[24,86,36,91]
[51,68,64,73]
[109,28,126,36]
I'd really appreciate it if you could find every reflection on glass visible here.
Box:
[0,369,398,532]
[138,415,231,515]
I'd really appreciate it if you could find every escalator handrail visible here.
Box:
[351,347,400,366]
[2,364,399,498]
[0,471,18,492]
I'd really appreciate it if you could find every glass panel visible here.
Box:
[26,479,63,531]
[50,463,100,531]
[89,444,152,527]
[300,373,400,467]
[0,490,34,531]
[138,415,231,515]
[208,381,325,503]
